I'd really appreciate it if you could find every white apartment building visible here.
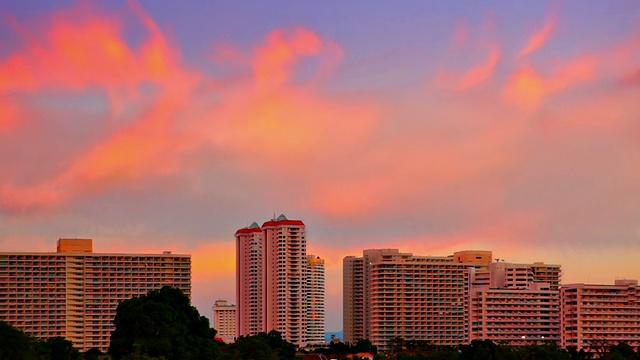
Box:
[306,255,325,346]
[561,280,640,352]
[213,299,237,343]
[0,238,191,352]
[343,249,492,350]
[236,215,324,348]
[468,261,561,346]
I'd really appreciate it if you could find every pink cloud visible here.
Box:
[503,56,597,108]
[517,15,557,58]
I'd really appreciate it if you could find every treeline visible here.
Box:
[0,321,91,360]
[311,338,640,360]
[339,339,639,360]
[312,338,377,356]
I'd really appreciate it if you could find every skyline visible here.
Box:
[2,0,640,331]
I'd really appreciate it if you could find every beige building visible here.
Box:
[235,222,265,337]
[236,215,324,348]
[343,249,491,350]
[0,238,191,352]
[213,299,237,343]
[561,280,640,352]
[306,255,325,346]
[468,261,561,346]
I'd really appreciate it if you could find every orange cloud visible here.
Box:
[517,15,556,58]
[0,2,199,211]
[252,27,323,92]
[433,22,501,91]
[0,3,378,214]
[504,56,597,108]
[455,45,501,89]
[0,99,20,131]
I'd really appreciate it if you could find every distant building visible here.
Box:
[343,249,491,350]
[235,221,265,337]
[236,215,325,348]
[212,299,237,343]
[467,261,562,345]
[306,255,325,346]
[561,279,640,353]
[0,238,191,352]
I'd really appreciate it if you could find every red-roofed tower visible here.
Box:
[236,214,315,347]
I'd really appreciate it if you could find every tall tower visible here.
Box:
[235,222,264,336]
[236,214,315,347]
[306,255,325,346]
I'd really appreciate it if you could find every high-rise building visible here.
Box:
[235,214,324,348]
[235,222,264,337]
[561,280,640,353]
[343,249,491,350]
[212,299,237,343]
[468,262,562,345]
[0,238,191,352]
[306,255,325,346]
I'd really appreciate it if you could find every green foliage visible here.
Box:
[604,342,638,360]
[0,322,80,360]
[109,286,220,360]
[83,348,105,360]
[354,339,378,354]
[219,330,297,360]
[38,336,81,360]
[0,321,40,360]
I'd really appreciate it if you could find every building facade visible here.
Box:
[306,255,326,346]
[235,215,324,347]
[343,249,492,350]
[561,280,640,353]
[213,299,237,343]
[0,238,191,352]
[468,283,560,345]
[235,222,264,337]
[468,261,562,346]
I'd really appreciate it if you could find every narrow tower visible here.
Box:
[236,215,317,348]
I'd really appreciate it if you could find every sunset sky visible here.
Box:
[2,0,640,331]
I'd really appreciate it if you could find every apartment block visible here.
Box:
[236,215,325,348]
[306,255,325,346]
[343,249,491,350]
[0,238,191,352]
[468,282,560,345]
[213,299,237,343]
[561,280,640,352]
[235,222,264,337]
[468,261,561,346]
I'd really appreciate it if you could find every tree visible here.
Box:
[605,343,637,360]
[588,339,612,360]
[388,336,405,355]
[38,336,81,360]
[354,339,377,354]
[83,348,105,360]
[109,286,220,360]
[219,331,297,360]
[0,321,39,360]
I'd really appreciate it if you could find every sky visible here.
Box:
[1,0,640,332]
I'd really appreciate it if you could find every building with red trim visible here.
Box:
[236,214,324,347]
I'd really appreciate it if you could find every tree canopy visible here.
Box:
[109,286,220,360]
[220,330,297,360]
[0,321,80,360]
